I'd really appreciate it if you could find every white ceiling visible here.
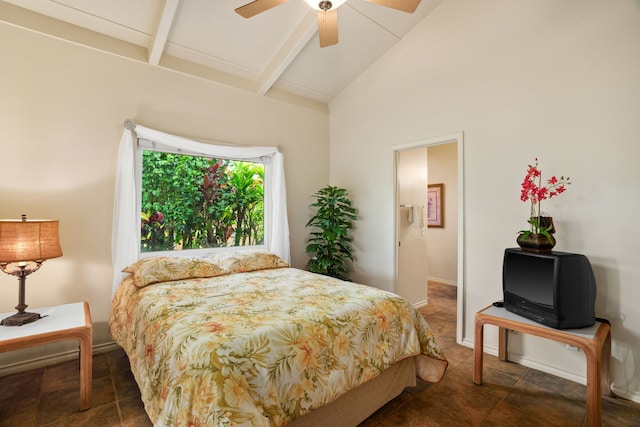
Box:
[0,0,442,107]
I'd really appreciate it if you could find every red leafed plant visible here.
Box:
[519,158,571,239]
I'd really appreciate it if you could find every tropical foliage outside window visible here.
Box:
[141,150,264,252]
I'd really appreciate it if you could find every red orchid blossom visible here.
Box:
[520,158,570,234]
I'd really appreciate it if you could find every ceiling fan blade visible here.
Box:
[366,0,421,13]
[235,0,289,18]
[318,9,338,47]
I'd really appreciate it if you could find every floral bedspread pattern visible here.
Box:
[110,259,446,427]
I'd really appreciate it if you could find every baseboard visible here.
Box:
[413,299,429,309]
[462,338,640,405]
[461,337,474,349]
[427,277,457,286]
[94,341,121,355]
[611,384,640,404]
[467,337,588,381]
[0,341,121,377]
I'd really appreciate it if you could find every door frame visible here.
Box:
[393,132,465,344]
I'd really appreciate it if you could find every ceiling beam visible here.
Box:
[148,0,180,66]
[255,10,317,96]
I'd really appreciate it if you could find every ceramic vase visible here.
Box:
[517,216,556,252]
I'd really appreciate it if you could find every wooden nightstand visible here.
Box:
[0,302,92,411]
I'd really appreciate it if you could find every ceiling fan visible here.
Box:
[235,0,421,48]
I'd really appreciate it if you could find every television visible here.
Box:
[502,248,596,329]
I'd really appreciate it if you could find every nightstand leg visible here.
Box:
[79,332,92,411]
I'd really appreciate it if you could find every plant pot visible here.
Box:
[535,216,555,233]
[516,233,556,253]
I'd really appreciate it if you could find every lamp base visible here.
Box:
[1,311,42,326]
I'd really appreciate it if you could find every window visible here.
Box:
[113,124,289,295]
[140,150,265,253]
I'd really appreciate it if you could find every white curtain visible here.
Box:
[111,124,290,296]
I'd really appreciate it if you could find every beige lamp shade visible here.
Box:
[0,218,62,263]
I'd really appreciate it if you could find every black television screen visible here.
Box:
[504,254,555,307]
[502,248,596,329]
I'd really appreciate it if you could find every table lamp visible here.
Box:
[0,214,62,326]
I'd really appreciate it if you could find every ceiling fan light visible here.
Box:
[303,0,347,11]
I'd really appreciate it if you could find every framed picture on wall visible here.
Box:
[427,183,444,228]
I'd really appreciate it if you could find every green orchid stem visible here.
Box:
[529,172,543,234]
[537,173,542,231]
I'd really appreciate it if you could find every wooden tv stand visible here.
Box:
[473,304,611,427]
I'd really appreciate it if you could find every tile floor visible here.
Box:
[1,282,639,426]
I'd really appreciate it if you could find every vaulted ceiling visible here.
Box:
[0,0,442,107]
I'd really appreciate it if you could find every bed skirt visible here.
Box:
[286,356,417,426]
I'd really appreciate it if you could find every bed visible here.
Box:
[109,250,447,427]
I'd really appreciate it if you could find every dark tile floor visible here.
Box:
[1,282,639,426]
[359,282,640,427]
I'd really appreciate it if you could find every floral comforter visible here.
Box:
[109,251,446,427]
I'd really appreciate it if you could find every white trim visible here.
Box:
[427,277,457,287]
[92,341,121,355]
[456,134,465,346]
[392,132,465,346]
[610,384,640,404]
[463,337,640,405]
[392,132,463,152]
[0,342,121,377]
[413,300,429,309]
[472,339,587,383]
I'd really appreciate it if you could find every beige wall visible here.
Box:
[0,23,329,367]
[330,0,640,400]
[427,142,458,284]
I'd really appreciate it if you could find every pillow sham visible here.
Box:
[206,250,289,274]
[123,256,224,288]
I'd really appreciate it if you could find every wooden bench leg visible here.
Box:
[473,320,484,385]
[584,324,611,427]
[584,343,601,427]
[601,329,612,397]
[498,327,508,361]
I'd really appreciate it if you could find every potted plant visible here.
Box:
[517,158,571,252]
[305,185,357,280]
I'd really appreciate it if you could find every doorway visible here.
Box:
[394,132,464,343]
